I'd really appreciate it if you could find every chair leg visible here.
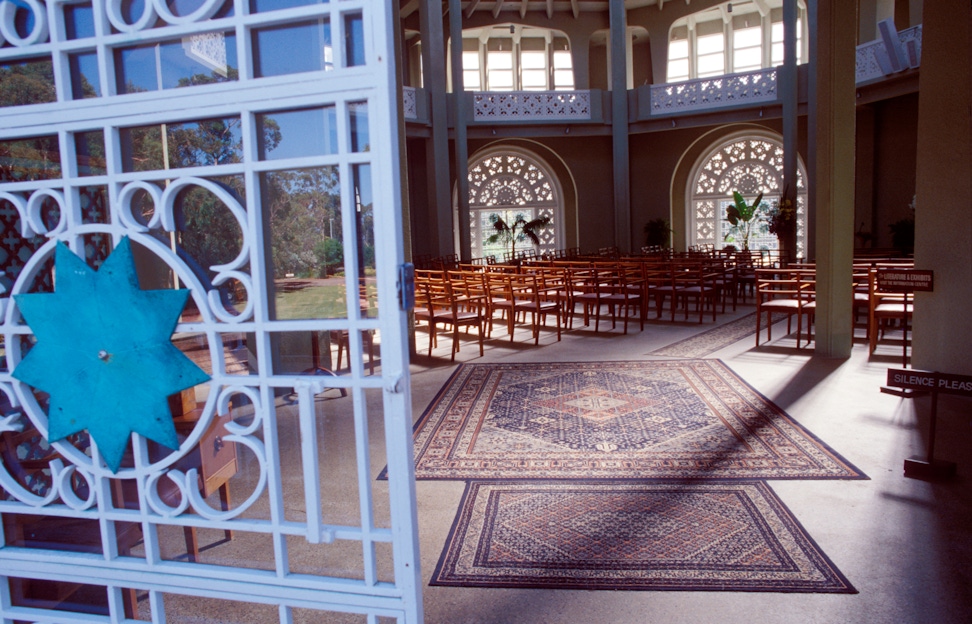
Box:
[219,483,234,541]
[756,308,762,346]
[184,526,200,563]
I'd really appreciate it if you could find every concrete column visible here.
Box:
[420,0,454,257]
[610,0,631,252]
[911,0,972,374]
[810,0,856,358]
[448,0,470,260]
[780,0,799,264]
[570,33,592,89]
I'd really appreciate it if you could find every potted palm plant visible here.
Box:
[725,191,768,251]
[485,212,551,260]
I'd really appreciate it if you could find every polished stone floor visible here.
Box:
[132,301,972,623]
[403,303,972,624]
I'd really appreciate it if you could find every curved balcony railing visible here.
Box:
[648,68,778,116]
[856,23,922,84]
[403,86,418,120]
[472,90,592,121]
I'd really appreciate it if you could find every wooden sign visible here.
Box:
[886,369,972,397]
[886,368,963,481]
[876,269,934,293]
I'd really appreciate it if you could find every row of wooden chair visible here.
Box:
[753,262,915,354]
[413,254,781,359]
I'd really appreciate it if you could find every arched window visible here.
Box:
[688,132,807,258]
[462,147,562,260]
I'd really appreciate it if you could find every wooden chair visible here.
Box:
[331,329,375,375]
[1,393,237,616]
[487,272,561,344]
[755,268,813,346]
[416,277,485,359]
[647,262,686,321]
[674,263,721,323]
[867,268,914,356]
[733,251,759,303]
[598,265,645,333]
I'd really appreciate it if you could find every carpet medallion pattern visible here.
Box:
[431,480,857,593]
[410,360,864,481]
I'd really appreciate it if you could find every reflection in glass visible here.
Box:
[0,136,61,182]
[262,167,345,320]
[166,118,243,167]
[75,131,107,176]
[64,2,96,40]
[348,102,369,152]
[0,58,56,108]
[253,20,332,78]
[250,0,327,13]
[120,118,243,172]
[175,182,245,285]
[353,164,377,318]
[257,106,338,160]
[344,13,365,67]
[116,33,238,94]
[119,125,164,172]
[69,53,101,99]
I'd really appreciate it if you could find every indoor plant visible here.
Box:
[725,191,768,250]
[485,212,551,259]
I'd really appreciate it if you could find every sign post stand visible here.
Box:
[885,369,963,480]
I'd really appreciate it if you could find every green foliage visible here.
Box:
[725,191,768,249]
[0,60,56,108]
[313,238,344,276]
[485,212,551,257]
[266,167,341,278]
[643,218,674,248]
[176,182,244,279]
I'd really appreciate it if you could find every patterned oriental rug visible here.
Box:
[408,360,865,481]
[432,481,857,593]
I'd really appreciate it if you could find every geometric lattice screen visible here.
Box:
[465,148,560,261]
[0,2,420,622]
[690,134,807,258]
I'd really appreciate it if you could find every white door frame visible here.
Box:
[0,1,421,621]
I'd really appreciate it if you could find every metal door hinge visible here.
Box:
[398,263,415,311]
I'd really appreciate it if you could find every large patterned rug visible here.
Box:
[431,480,857,593]
[409,360,864,481]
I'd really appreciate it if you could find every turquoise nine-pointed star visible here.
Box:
[12,237,210,472]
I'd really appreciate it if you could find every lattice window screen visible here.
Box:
[0,1,420,622]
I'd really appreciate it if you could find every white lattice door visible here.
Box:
[0,1,421,622]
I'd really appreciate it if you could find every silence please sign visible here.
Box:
[886,369,972,397]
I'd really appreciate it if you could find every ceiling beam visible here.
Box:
[570,0,579,19]
[659,0,665,10]
[546,0,553,19]
[520,0,528,19]
[464,0,481,18]
[493,0,505,18]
